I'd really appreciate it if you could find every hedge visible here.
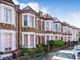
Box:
[21,45,44,57]
[49,40,64,48]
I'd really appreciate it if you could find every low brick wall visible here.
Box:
[13,56,29,60]
[13,53,45,60]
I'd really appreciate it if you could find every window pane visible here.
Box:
[55,24,58,32]
[55,36,58,40]
[24,34,28,46]
[30,16,34,27]
[4,8,12,23]
[46,22,49,30]
[4,33,12,51]
[24,15,27,26]
[30,35,34,47]
[55,52,75,59]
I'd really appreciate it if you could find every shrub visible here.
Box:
[21,48,32,55]
[21,45,44,56]
[36,45,44,53]
[49,40,64,48]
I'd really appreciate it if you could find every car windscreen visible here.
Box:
[55,52,75,59]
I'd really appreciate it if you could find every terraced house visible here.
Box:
[0,0,79,59]
[62,22,79,43]
[0,0,16,59]
[16,5,79,48]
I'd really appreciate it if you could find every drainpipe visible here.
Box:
[18,11,20,49]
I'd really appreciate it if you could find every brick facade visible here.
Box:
[0,0,80,59]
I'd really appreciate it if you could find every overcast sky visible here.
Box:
[12,0,80,28]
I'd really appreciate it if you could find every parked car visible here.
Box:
[52,50,80,60]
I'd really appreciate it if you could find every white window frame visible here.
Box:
[4,33,12,51]
[29,15,35,28]
[24,34,28,46]
[30,34,34,47]
[4,8,12,24]
[46,22,49,31]
[23,15,28,27]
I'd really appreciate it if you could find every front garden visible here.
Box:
[13,40,67,60]
[13,45,45,60]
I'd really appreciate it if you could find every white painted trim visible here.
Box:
[22,32,36,48]
[0,30,16,52]
[22,13,35,28]
[0,4,15,25]
[36,33,44,36]
[0,29,16,33]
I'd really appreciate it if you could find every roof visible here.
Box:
[42,14,53,20]
[61,22,69,26]
[22,5,36,13]
[53,17,61,23]
[36,11,43,17]
[0,0,14,4]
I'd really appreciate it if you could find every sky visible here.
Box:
[12,0,80,28]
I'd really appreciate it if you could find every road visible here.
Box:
[30,52,57,60]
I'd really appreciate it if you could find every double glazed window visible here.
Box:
[24,34,28,46]
[23,15,35,27]
[30,16,35,27]
[4,8,12,23]
[55,36,58,40]
[30,35,34,47]
[24,34,34,47]
[55,24,58,32]
[24,15,28,26]
[4,33,12,51]
[55,52,75,59]
[46,22,49,30]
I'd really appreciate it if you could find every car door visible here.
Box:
[77,52,80,60]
